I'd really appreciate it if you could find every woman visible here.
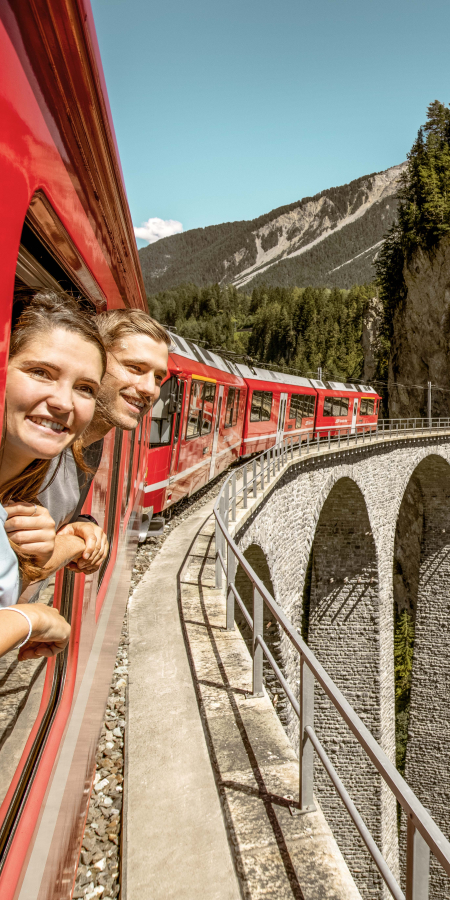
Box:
[0,291,107,650]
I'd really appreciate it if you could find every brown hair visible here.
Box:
[95,308,171,351]
[0,289,107,581]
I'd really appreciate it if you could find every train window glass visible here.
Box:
[290,393,315,426]
[323,396,349,417]
[173,381,185,443]
[149,377,177,446]
[186,380,216,439]
[125,428,136,507]
[250,390,262,421]
[261,393,272,421]
[233,390,240,425]
[360,398,375,416]
[225,387,235,427]
[201,383,216,435]
[98,429,123,587]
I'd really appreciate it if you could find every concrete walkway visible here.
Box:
[125,493,361,899]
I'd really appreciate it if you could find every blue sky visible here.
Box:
[91,0,450,247]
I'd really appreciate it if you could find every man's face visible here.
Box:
[95,333,168,431]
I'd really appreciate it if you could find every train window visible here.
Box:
[225,387,236,427]
[98,429,123,588]
[233,390,240,425]
[149,377,177,446]
[173,381,185,443]
[289,393,315,426]
[360,398,375,416]
[250,390,273,422]
[323,396,350,417]
[186,379,217,439]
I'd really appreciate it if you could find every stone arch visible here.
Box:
[395,454,450,898]
[307,476,397,900]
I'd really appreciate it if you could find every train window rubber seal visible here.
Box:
[0,570,75,871]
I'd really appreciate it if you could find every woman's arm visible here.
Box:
[0,603,70,659]
[3,503,56,566]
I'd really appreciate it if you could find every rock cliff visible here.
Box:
[389,234,450,418]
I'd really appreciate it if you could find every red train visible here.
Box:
[0,2,150,898]
[143,332,381,526]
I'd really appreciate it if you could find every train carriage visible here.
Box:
[142,334,246,522]
[0,2,150,898]
[314,381,381,438]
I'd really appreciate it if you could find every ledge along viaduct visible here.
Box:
[226,428,450,899]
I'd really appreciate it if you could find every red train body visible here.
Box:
[0,2,150,898]
[143,335,381,521]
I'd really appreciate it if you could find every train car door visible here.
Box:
[351,397,358,434]
[276,392,288,444]
[209,384,224,479]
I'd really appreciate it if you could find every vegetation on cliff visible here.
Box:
[376,100,450,379]
[147,281,376,382]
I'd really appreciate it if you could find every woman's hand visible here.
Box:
[0,603,70,660]
[58,521,109,574]
[3,503,56,566]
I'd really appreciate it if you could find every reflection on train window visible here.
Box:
[360,398,375,416]
[149,376,177,446]
[323,396,350,417]
[0,576,55,810]
[186,380,217,439]
[250,390,273,422]
[225,387,240,427]
[289,393,316,427]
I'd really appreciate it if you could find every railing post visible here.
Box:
[317,432,320,453]
[328,429,331,449]
[252,458,257,497]
[307,433,310,454]
[252,585,264,697]
[338,428,341,449]
[347,429,350,446]
[226,544,236,631]
[272,444,276,477]
[266,450,271,483]
[224,481,229,531]
[215,515,221,589]
[260,454,265,491]
[277,443,281,472]
[299,656,315,812]
[290,437,294,461]
[243,464,248,509]
[406,817,430,900]
[231,471,237,521]
[413,418,416,435]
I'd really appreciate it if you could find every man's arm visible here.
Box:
[19,533,86,601]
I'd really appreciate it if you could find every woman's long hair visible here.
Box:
[0,289,106,582]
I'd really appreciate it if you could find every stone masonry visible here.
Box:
[234,436,450,899]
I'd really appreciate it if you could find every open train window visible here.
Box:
[289,393,315,427]
[98,429,123,588]
[250,390,273,422]
[360,398,375,416]
[149,377,178,446]
[323,396,350,417]
[186,380,216,439]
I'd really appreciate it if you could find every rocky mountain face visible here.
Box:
[389,234,450,418]
[139,163,406,293]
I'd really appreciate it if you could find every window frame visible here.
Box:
[185,379,217,440]
[250,389,273,423]
[323,395,351,417]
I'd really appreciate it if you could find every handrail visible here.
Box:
[214,419,450,899]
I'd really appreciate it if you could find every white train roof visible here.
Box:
[169,333,377,394]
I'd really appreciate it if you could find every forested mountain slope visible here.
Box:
[139,164,405,292]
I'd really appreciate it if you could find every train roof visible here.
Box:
[169,333,378,394]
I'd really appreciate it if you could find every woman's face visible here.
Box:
[5,327,103,463]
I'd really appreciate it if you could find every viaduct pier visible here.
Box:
[125,424,450,900]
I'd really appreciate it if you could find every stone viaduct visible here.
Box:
[232,433,450,900]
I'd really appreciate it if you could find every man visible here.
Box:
[23,308,170,596]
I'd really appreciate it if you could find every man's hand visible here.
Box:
[17,603,71,661]
[3,503,56,566]
[58,521,109,574]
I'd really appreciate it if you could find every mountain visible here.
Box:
[138,163,406,293]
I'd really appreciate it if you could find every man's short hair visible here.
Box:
[95,308,171,351]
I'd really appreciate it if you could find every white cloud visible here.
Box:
[134,217,183,244]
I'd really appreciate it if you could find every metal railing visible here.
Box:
[213,419,450,900]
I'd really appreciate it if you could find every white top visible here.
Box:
[0,504,20,607]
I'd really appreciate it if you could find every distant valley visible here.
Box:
[139,163,406,293]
